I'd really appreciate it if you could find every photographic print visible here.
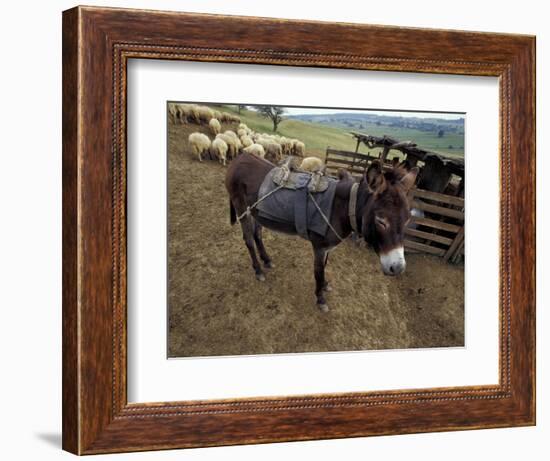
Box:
[62,8,536,452]
[167,102,465,358]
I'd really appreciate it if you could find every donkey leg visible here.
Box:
[323,251,332,292]
[253,222,273,268]
[240,216,266,281]
[313,247,329,312]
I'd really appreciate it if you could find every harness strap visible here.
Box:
[308,192,345,242]
[295,187,309,239]
[237,165,292,222]
[236,183,285,222]
[348,182,360,235]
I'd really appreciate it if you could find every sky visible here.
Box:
[280,107,465,120]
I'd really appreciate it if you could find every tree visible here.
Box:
[237,105,247,114]
[437,129,445,138]
[257,106,286,132]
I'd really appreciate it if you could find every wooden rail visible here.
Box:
[410,216,461,233]
[325,148,379,176]
[411,199,464,220]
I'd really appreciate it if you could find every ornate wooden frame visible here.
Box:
[62,5,536,455]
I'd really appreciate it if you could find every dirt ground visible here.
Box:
[167,121,464,357]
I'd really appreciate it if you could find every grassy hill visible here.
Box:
[213,105,464,160]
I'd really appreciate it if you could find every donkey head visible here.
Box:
[361,160,419,276]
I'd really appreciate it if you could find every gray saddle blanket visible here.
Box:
[256,167,338,239]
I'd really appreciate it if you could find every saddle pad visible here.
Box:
[256,168,338,239]
[272,166,330,192]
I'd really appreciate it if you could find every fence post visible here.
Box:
[380,146,390,162]
[444,226,464,261]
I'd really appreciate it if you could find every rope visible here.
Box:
[307,192,345,242]
[236,184,286,222]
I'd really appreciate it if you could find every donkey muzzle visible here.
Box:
[380,247,406,276]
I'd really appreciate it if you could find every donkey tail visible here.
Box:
[229,200,237,225]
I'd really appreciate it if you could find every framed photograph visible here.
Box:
[62,6,535,455]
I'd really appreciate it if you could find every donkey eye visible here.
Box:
[375,215,389,230]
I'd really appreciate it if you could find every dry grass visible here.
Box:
[168,120,464,357]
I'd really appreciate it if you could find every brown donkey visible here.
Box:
[225,153,418,311]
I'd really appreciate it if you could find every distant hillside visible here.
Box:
[289,112,465,157]
[211,105,464,159]
[289,112,464,135]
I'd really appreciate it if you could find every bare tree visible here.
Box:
[257,106,286,132]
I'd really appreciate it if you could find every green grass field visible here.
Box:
[217,105,464,160]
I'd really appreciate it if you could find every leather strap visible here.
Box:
[349,182,360,235]
[294,186,309,239]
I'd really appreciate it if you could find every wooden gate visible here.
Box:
[407,188,464,263]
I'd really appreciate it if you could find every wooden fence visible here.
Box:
[325,148,381,176]
[325,147,464,263]
[406,188,464,262]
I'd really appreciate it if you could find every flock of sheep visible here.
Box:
[169,103,240,125]
[174,103,320,170]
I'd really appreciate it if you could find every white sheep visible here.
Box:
[220,112,240,123]
[217,133,241,160]
[293,140,306,157]
[300,156,324,173]
[210,137,228,166]
[265,143,283,163]
[255,136,271,149]
[209,118,221,135]
[188,132,211,162]
[224,130,238,139]
[279,137,293,155]
[179,105,189,123]
[171,104,187,124]
[240,135,253,148]
[185,104,200,123]
[256,136,282,163]
[197,106,214,123]
[169,103,178,120]
[168,104,178,124]
[237,128,247,138]
[243,143,265,158]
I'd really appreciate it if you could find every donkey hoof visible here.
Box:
[256,273,266,282]
[264,261,274,269]
[317,303,329,313]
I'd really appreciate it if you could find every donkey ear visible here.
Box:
[400,167,419,191]
[365,160,385,191]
